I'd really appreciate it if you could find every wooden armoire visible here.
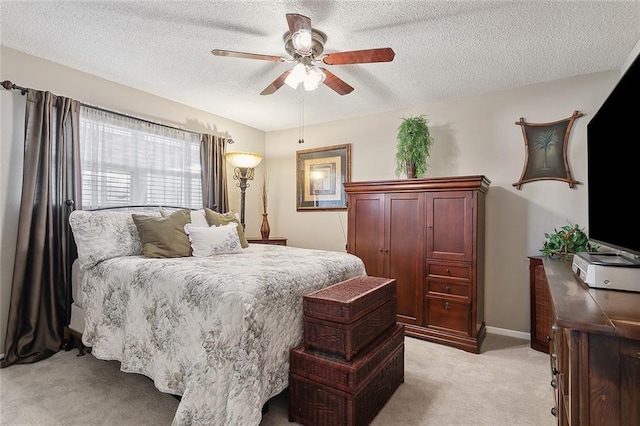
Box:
[344,175,489,353]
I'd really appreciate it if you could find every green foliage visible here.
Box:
[540,222,599,257]
[395,115,434,178]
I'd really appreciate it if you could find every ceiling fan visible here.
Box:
[212,13,395,96]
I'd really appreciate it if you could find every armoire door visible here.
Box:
[385,192,425,325]
[426,191,473,262]
[346,193,385,277]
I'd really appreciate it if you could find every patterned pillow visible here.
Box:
[184,223,243,257]
[69,208,161,270]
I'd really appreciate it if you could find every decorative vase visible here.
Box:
[260,213,271,239]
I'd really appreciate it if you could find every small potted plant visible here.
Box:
[395,115,434,178]
[540,222,599,257]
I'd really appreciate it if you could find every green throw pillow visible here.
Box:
[132,209,192,258]
[204,208,249,248]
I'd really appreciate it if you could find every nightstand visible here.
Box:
[247,237,287,246]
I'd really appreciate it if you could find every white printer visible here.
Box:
[572,252,640,292]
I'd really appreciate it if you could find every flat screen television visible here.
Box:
[587,51,640,263]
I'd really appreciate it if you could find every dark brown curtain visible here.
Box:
[200,134,228,212]
[1,90,81,367]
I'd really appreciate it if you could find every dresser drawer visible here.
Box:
[426,263,471,281]
[426,279,470,298]
[425,297,470,334]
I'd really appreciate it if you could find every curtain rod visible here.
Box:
[1,79,234,142]
[1,80,28,94]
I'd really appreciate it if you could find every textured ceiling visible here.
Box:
[2,1,640,132]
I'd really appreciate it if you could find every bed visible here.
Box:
[67,207,366,425]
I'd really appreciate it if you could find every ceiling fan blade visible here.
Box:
[321,48,395,65]
[319,68,354,95]
[286,13,313,56]
[260,70,292,95]
[286,13,311,36]
[212,49,287,63]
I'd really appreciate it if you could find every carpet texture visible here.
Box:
[0,333,555,425]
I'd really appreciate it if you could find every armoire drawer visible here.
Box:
[425,297,470,334]
[426,263,471,281]
[426,279,470,298]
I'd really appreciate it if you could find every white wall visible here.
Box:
[0,46,266,355]
[623,37,640,74]
[265,71,620,333]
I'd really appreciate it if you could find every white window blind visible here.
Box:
[79,107,202,209]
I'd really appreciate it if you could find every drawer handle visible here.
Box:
[446,268,451,274]
[551,324,557,333]
[551,407,557,417]
[550,379,557,389]
[445,302,450,310]
[445,286,451,293]
[546,335,553,342]
[552,367,559,375]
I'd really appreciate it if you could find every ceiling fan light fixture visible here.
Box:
[214,13,393,96]
[304,66,325,91]
[291,29,313,56]
[284,63,306,89]
[284,63,325,91]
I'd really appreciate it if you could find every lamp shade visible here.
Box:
[284,63,306,89]
[304,65,326,91]
[291,29,313,56]
[284,63,326,91]
[225,151,263,169]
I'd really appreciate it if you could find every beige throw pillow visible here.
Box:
[203,208,249,248]
[132,209,192,258]
[160,208,209,227]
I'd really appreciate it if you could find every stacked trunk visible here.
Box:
[289,276,404,426]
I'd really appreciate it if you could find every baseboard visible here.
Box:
[485,326,530,340]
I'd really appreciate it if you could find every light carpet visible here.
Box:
[0,333,555,425]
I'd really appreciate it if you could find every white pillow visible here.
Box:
[184,223,243,257]
[190,209,209,227]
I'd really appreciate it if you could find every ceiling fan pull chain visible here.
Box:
[298,86,305,143]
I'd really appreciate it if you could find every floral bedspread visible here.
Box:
[81,244,366,425]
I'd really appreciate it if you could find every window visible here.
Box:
[79,107,202,209]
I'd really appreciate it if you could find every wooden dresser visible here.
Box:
[543,256,640,425]
[344,175,489,353]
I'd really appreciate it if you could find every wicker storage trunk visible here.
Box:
[303,277,397,360]
[289,324,405,426]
